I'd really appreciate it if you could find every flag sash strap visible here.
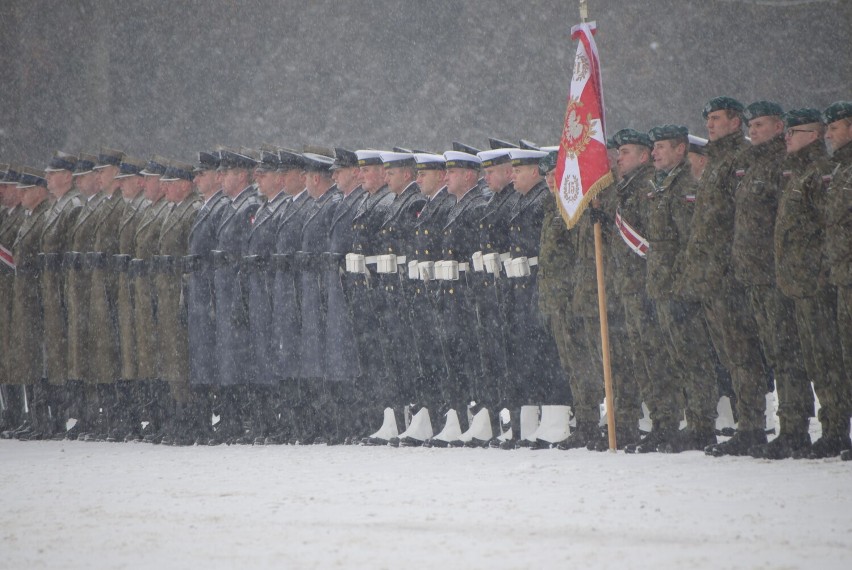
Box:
[0,244,15,270]
[614,210,648,258]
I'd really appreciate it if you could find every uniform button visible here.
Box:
[479,223,483,229]
[487,243,492,248]
[425,249,429,254]
[416,288,421,294]
[449,288,454,295]
[515,247,521,252]
[416,230,419,235]
[448,249,453,254]
[424,230,429,235]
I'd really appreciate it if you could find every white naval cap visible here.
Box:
[476,149,512,168]
[379,151,416,168]
[355,150,383,166]
[508,148,548,166]
[414,153,446,170]
[443,150,481,170]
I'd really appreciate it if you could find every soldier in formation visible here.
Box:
[1,103,850,459]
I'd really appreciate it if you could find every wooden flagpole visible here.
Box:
[579,0,617,452]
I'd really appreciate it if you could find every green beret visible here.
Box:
[744,101,783,123]
[702,96,744,119]
[539,150,558,175]
[611,128,652,149]
[784,108,823,128]
[648,125,689,143]
[823,101,852,124]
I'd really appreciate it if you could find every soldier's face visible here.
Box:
[482,163,512,193]
[688,152,707,180]
[511,165,540,194]
[784,123,821,154]
[446,167,475,197]
[142,176,162,201]
[280,168,306,195]
[545,169,557,193]
[120,176,143,199]
[416,169,445,196]
[193,170,218,197]
[705,110,741,141]
[825,119,852,153]
[359,165,384,193]
[332,166,360,195]
[384,166,412,194]
[75,171,100,195]
[616,144,649,177]
[253,169,276,198]
[652,141,685,172]
[747,116,784,146]
[46,170,72,197]
[97,165,120,192]
[21,186,48,210]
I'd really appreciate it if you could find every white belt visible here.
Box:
[434,260,470,281]
[417,261,435,281]
[482,252,501,275]
[376,254,408,274]
[345,253,367,274]
[505,256,538,278]
[472,251,484,272]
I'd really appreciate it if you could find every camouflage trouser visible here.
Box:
[656,298,718,432]
[550,311,603,424]
[583,309,641,429]
[701,282,768,432]
[794,289,850,437]
[622,293,680,428]
[745,285,813,427]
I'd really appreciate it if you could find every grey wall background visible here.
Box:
[1,0,849,166]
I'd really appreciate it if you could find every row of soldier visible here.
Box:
[0,143,570,448]
[0,96,850,459]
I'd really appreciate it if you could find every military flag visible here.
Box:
[554,20,613,229]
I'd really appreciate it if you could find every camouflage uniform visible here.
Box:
[609,162,680,437]
[538,192,601,427]
[776,140,849,444]
[646,160,719,437]
[732,135,811,436]
[824,142,852,433]
[677,131,768,434]
[573,180,637,441]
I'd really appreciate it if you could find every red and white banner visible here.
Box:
[0,243,15,273]
[555,21,613,229]
[615,210,648,258]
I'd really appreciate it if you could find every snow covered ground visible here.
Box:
[1,438,849,570]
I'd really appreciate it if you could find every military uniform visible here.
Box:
[437,184,488,423]
[115,193,150,382]
[645,154,719,448]
[504,181,568,407]
[0,204,25,385]
[374,181,426,412]
[155,193,201,396]
[678,128,769,446]
[608,158,684,450]
[10,200,51,386]
[186,190,230,387]
[471,170,519,421]
[824,135,852,448]
[574,179,638,447]
[408,186,454,417]
[538,185,602,434]
[213,185,264,387]
[776,138,849,455]
[732,133,812,444]
[344,165,394,439]
[39,189,83,385]
[87,189,125,385]
[133,197,173,381]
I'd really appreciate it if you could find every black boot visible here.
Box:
[749,418,810,459]
[0,385,25,438]
[661,426,717,453]
[45,383,69,440]
[556,421,599,450]
[805,433,852,459]
[705,429,767,457]
[623,420,670,454]
[18,383,49,440]
[189,386,214,445]
[142,380,171,444]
